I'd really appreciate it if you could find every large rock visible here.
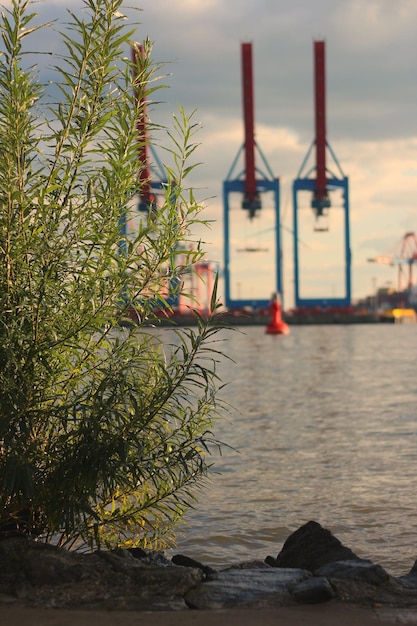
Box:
[184,567,310,610]
[396,558,417,589]
[291,576,336,604]
[271,521,360,571]
[316,559,390,585]
[172,553,217,578]
[0,535,88,590]
[2,524,417,611]
[0,536,203,610]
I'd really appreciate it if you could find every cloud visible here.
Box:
[332,0,417,50]
[2,0,416,306]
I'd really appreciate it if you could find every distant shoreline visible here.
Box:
[144,312,397,327]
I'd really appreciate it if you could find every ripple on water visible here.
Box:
[171,324,417,576]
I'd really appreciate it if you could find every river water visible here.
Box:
[169,323,417,576]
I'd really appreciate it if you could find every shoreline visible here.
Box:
[1,602,416,626]
[3,521,417,619]
[141,311,399,327]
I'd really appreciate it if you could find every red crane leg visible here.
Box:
[313,40,330,214]
[241,42,260,219]
[132,44,152,207]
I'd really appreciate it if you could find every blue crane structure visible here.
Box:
[292,41,351,309]
[223,42,282,310]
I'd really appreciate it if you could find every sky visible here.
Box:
[8,0,417,308]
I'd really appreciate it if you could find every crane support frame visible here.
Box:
[223,173,281,310]
[292,40,351,309]
[293,176,351,308]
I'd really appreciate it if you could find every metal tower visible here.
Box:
[223,42,281,310]
[292,41,351,308]
[131,43,166,213]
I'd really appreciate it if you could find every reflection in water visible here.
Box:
[167,324,417,576]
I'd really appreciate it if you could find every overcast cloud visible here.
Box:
[5,0,417,306]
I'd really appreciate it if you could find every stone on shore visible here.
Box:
[270,520,360,571]
[184,567,310,610]
[2,521,417,611]
[291,576,336,604]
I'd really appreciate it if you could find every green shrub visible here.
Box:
[0,0,226,550]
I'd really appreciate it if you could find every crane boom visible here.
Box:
[131,44,153,211]
[312,40,330,216]
[241,42,261,219]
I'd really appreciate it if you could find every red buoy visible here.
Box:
[265,293,290,335]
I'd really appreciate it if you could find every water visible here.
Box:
[170,323,417,576]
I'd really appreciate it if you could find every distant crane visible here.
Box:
[223,42,281,310]
[368,232,417,292]
[292,40,351,308]
[131,43,216,315]
[129,43,191,309]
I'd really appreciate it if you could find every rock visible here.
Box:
[184,567,310,610]
[127,547,147,559]
[0,536,203,611]
[129,563,203,594]
[172,554,217,578]
[315,559,390,585]
[96,547,205,596]
[0,535,33,594]
[130,548,173,567]
[1,522,417,611]
[26,551,84,586]
[396,559,417,589]
[396,573,417,589]
[225,559,272,570]
[291,576,336,604]
[97,547,173,571]
[273,521,360,571]
[96,548,146,572]
[0,536,91,591]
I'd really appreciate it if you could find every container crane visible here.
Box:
[128,43,189,309]
[368,231,417,292]
[292,41,351,309]
[223,42,282,310]
[131,43,216,315]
